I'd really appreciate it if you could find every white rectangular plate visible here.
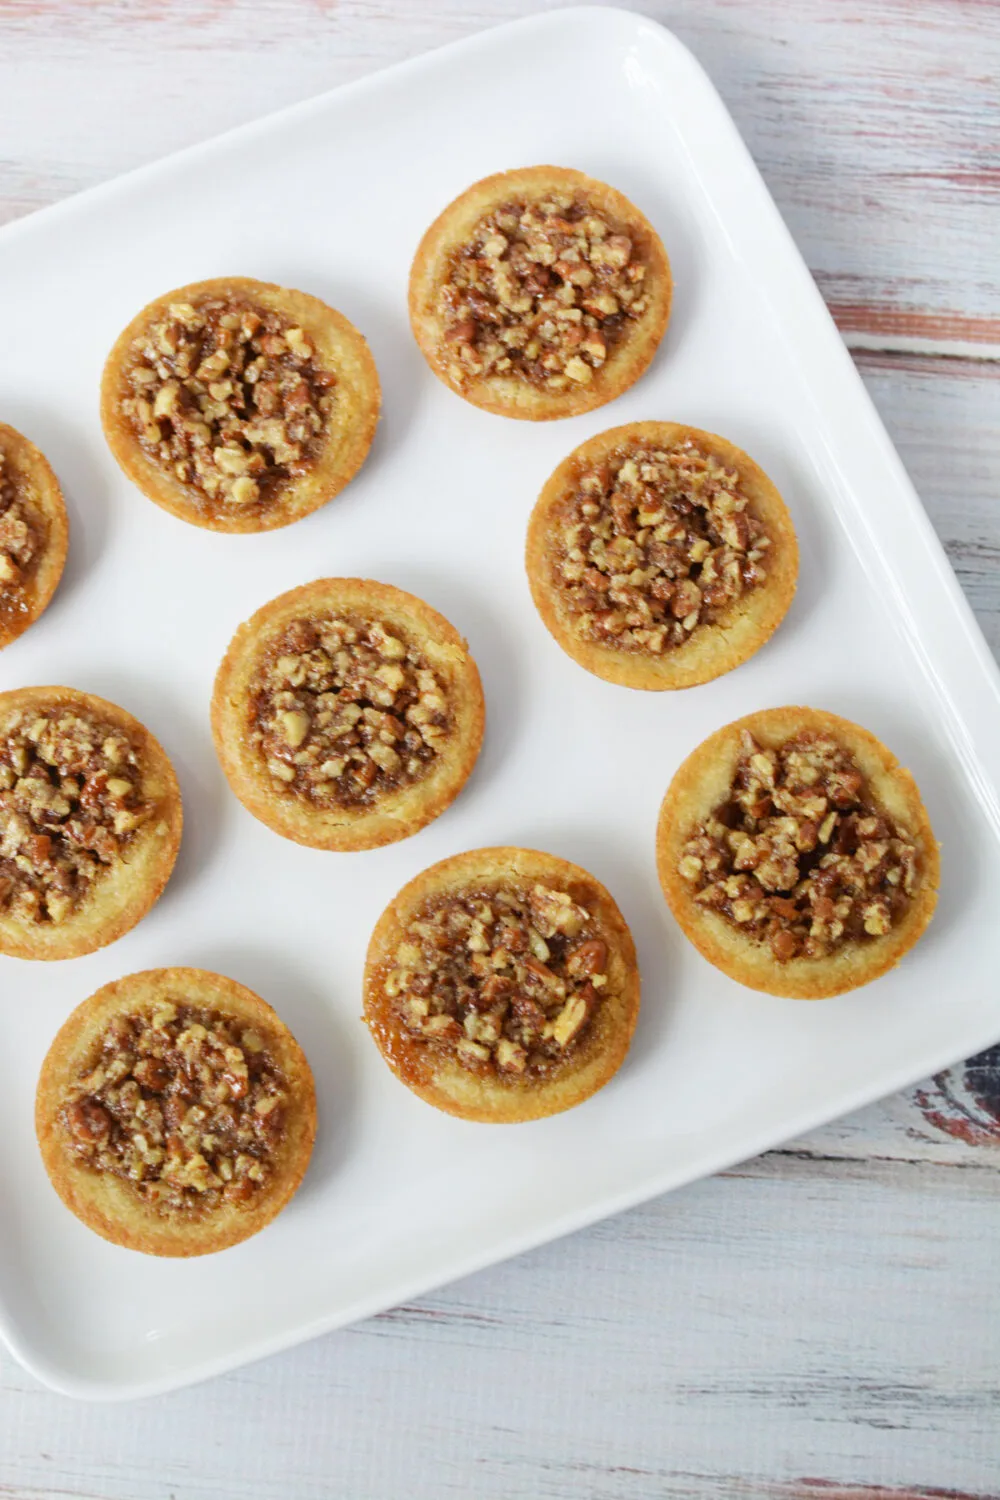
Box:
[2,6,999,1401]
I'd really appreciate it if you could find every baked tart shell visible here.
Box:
[0,423,69,650]
[526,422,799,690]
[409,166,672,421]
[364,846,641,1122]
[656,707,940,999]
[0,686,182,961]
[211,578,485,852]
[35,968,317,1257]
[100,276,380,534]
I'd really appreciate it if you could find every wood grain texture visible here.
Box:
[1,0,997,346]
[854,352,1000,655]
[2,1156,999,1498]
[0,0,998,1495]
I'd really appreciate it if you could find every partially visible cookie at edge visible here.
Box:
[409,166,672,420]
[363,846,641,1123]
[0,423,69,650]
[211,578,485,851]
[0,686,183,960]
[526,422,798,690]
[35,967,317,1257]
[656,706,939,998]
[101,277,380,533]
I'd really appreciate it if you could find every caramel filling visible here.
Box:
[252,613,450,808]
[439,192,651,391]
[678,730,920,962]
[0,707,151,925]
[0,449,40,608]
[552,439,770,654]
[388,882,610,1076]
[123,297,335,510]
[60,1001,287,1213]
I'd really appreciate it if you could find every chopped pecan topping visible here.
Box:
[0,708,152,925]
[122,298,335,510]
[0,450,39,600]
[59,1001,286,1212]
[440,193,651,390]
[678,730,921,962]
[552,439,770,654]
[388,882,610,1075]
[252,614,451,808]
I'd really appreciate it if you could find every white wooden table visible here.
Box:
[2,3,999,1495]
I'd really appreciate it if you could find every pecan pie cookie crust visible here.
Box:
[0,687,182,960]
[36,968,316,1257]
[101,277,380,533]
[0,423,69,650]
[212,578,485,851]
[657,707,939,998]
[364,847,640,1122]
[409,166,672,420]
[526,423,798,689]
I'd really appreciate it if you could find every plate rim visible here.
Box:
[2,2,999,1400]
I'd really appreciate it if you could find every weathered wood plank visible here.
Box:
[834,306,1000,354]
[0,2,998,1492]
[0,0,997,346]
[852,351,1000,655]
[1,1158,998,1498]
[789,348,1000,1168]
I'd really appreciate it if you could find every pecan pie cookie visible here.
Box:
[409,166,672,420]
[36,968,316,1256]
[657,707,939,998]
[526,423,798,689]
[101,277,380,533]
[364,847,640,1122]
[212,578,485,851]
[0,687,182,960]
[0,423,69,650]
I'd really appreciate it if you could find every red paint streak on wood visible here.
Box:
[0,0,228,24]
[915,1101,999,1148]
[911,1045,1000,1148]
[896,170,1000,195]
[828,303,1000,347]
[0,0,155,16]
[791,1481,997,1500]
[851,352,997,384]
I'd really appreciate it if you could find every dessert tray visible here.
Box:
[2,5,1000,1399]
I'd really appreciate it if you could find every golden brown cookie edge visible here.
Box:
[211,578,485,851]
[655,706,940,999]
[408,166,672,422]
[0,686,183,961]
[0,423,69,650]
[525,422,799,690]
[100,277,380,534]
[363,845,641,1122]
[35,967,317,1257]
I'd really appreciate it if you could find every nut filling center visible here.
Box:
[122,297,335,510]
[0,451,39,603]
[553,440,771,654]
[389,882,610,1077]
[440,193,651,391]
[59,1002,287,1213]
[252,615,451,808]
[678,730,921,962]
[0,709,152,926]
